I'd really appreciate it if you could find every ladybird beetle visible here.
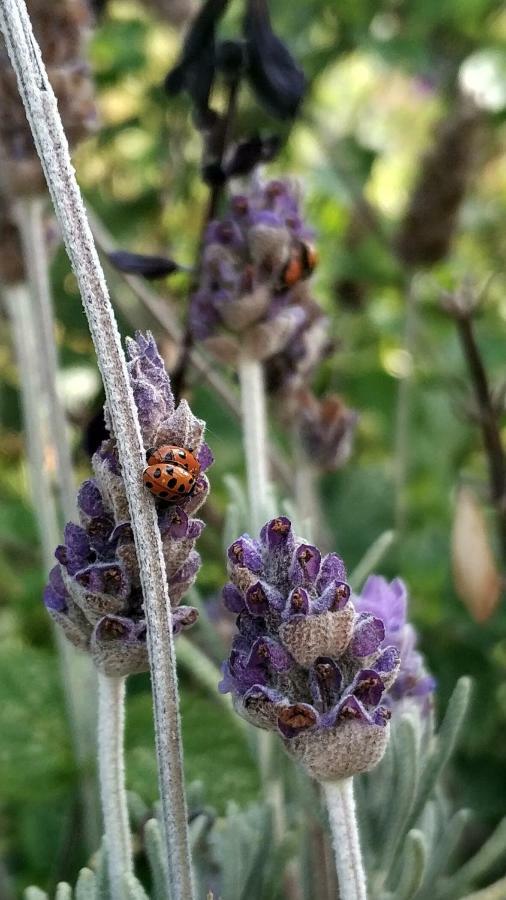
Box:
[280,241,318,289]
[143,445,201,501]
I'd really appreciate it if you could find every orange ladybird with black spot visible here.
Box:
[280,240,318,289]
[142,445,201,501]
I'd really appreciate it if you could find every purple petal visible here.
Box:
[357,576,407,634]
[375,646,401,674]
[64,523,91,569]
[75,562,129,598]
[350,669,385,707]
[78,480,105,518]
[223,583,246,614]
[197,442,214,472]
[335,694,371,723]
[285,586,309,617]
[309,657,342,710]
[313,581,350,613]
[372,706,392,726]
[227,535,263,573]
[316,553,347,591]
[260,516,294,551]
[290,543,321,587]
[350,614,385,658]
[248,636,293,673]
[43,583,68,613]
[245,580,284,616]
[237,612,266,640]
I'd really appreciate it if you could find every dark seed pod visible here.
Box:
[225,134,281,177]
[243,0,306,120]
[109,250,181,280]
[395,97,482,267]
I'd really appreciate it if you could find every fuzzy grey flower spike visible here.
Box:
[44,332,213,676]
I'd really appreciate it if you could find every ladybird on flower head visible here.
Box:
[143,444,201,501]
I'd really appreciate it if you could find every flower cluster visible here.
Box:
[43,333,212,676]
[219,517,402,782]
[354,576,436,712]
[281,387,358,472]
[190,178,329,377]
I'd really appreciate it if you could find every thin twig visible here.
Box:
[172,76,240,399]
[455,313,506,563]
[393,274,417,531]
[0,3,194,896]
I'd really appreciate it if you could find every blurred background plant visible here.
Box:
[1,0,506,895]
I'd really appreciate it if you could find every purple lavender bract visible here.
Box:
[189,178,329,381]
[43,332,213,676]
[354,576,436,711]
[219,517,400,781]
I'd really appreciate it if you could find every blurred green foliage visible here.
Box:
[1,0,506,892]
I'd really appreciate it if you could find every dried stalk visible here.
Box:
[0,3,194,896]
[454,313,506,565]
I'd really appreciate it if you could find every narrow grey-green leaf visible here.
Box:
[408,678,471,830]
[144,818,170,900]
[74,869,97,900]
[122,874,150,900]
[391,829,427,900]
[55,885,73,900]
[24,889,49,900]
[438,818,506,899]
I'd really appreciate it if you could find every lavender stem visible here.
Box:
[322,779,367,900]
[0,3,194,895]
[14,195,75,520]
[238,354,271,534]
[3,280,99,851]
[97,673,133,898]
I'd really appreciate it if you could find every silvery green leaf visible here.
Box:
[388,829,426,900]
[349,530,396,591]
[55,885,73,900]
[436,818,506,899]
[74,869,97,900]
[24,890,49,900]
[122,874,150,900]
[144,818,171,900]
[407,677,471,832]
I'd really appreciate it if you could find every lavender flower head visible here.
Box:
[354,576,436,713]
[190,178,329,375]
[219,517,403,782]
[43,332,213,676]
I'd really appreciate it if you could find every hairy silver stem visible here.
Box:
[0,4,194,896]
[14,195,75,520]
[322,779,367,900]
[97,674,133,898]
[238,354,271,534]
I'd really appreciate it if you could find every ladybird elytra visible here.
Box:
[142,444,201,501]
[280,240,318,289]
